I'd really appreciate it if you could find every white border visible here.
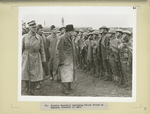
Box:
[18,6,136,102]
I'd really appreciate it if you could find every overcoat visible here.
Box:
[57,33,76,82]
[22,32,46,82]
[40,34,49,76]
[47,34,59,72]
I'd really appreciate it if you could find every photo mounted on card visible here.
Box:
[18,6,136,102]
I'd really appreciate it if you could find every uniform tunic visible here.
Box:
[108,36,120,76]
[119,42,132,85]
[57,33,76,82]
[22,32,46,82]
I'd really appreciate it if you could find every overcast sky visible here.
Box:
[20,6,136,29]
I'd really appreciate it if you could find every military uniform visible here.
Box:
[118,30,132,90]
[107,29,120,84]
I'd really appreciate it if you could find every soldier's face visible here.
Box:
[61,28,65,33]
[99,29,104,33]
[68,31,74,36]
[116,32,120,37]
[52,28,57,34]
[38,28,43,35]
[93,34,96,38]
[99,34,102,38]
[122,33,129,42]
[74,31,78,36]
[104,29,108,33]
[30,26,36,33]
[22,24,26,29]
[79,32,83,36]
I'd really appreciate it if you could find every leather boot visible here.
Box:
[68,82,73,91]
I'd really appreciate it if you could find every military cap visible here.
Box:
[74,29,79,33]
[79,29,84,33]
[57,31,60,33]
[92,31,99,35]
[50,25,56,30]
[108,29,116,34]
[116,29,123,33]
[83,32,88,36]
[37,24,43,30]
[66,24,74,32]
[99,30,103,34]
[27,20,36,27]
[88,32,93,35]
[59,26,66,31]
[99,26,109,30]
[123,30,131,35]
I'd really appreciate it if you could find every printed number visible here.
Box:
[133,7,136,9]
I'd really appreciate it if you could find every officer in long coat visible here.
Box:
[118,30,132,90]
[22,20,46,95]
[47,25,59,81]
[57,24,76,94]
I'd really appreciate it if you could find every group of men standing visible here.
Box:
[74,26,133,91]
[22,20,132,95]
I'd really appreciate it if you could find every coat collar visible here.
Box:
[65,32,72,45]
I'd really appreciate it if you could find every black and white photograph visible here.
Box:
[18,6,136,102]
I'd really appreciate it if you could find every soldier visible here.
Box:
[59,26,66,37]
[97,31,103,77]
[77,29,84,70]
[73,29,80,69]
[35,24,49,89]
[87,32,94,74]
[99,26,110,81]
[107,29,120,84]
[47,25,59,81]
[22,22,28,35]
[118,30,132,90]
[92,31,100,77]
[116,29,123,44]
[57,24,76,94]
[37,24,49,76]
[82,32,89,72]
[22,20,46,95]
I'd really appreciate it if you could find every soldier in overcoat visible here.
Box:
[47,25,59,80]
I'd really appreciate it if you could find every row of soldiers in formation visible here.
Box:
[22,21,132,95]
[73,27,132,90]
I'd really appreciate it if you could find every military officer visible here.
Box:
[22,20,46,95]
